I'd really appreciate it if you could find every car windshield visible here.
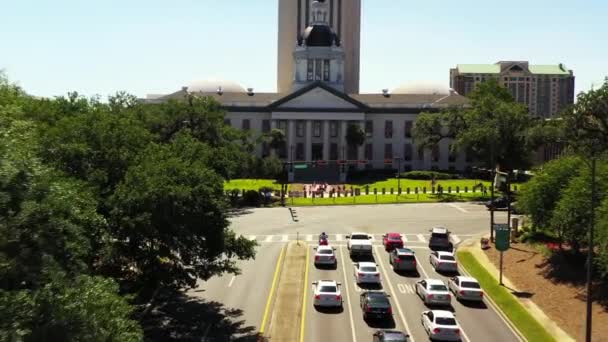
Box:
[319,285,337,293]
[351,234,368,239]
[399,255,415,261]
[361,266,377,272]
[436,317,457,326]
[461,281,481,289]
[318,249,333,255]
[440,255,455,261]
[388,236,401,241]
[430,285,448,291]
[384,333,408,341]
[431,233,448,239]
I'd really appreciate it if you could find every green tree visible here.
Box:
[345,123,365,159]
[413,79,533,170]
[267,128,287,153]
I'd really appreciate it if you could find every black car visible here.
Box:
[360,291,392,320]
[372,330,410,342]
[485,196,516,210]
[428,226,452,250]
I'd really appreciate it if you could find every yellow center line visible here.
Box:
[299,246,310,342]
[260,245,286,335]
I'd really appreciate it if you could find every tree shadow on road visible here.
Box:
[141,289,265,342]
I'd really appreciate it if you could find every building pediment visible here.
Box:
[268,81,368,111]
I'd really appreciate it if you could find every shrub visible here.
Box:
[399,171,458,180]
[241,190,261,207]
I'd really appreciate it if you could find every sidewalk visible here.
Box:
[458,235,575,342]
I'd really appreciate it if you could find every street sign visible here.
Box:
[494,224,510,251]
[294,164,308,170]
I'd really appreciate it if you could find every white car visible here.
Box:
[415,279,451,306]
[429,251,458,273]
[314,245,337,267]
[421,310,462,341]
[354,262,381,284]
[448,276,484,302]
[346,232,373,257]
[312,280,342,307]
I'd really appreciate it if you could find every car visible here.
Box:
[421,310,462,341]
[428,226,452,250]
[314,245,337,267]
[485,196,515,210]
[415,279,451,306]
[448,276,484,302]
[382,232,404,251]
[372,330,410,342]
[360,291,392,320]
[347,232,373,257]
[312,280,342,308]
[430,251,458,273]
[354,262,381,284]
[389,248,417,272]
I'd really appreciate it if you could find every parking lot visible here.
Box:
[193,203,519,341]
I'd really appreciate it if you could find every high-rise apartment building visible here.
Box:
[277,0,360,94]
[450,61,575,117]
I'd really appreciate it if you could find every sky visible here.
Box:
[1,0,607,99]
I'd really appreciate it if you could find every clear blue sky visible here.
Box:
[2,0,606,98]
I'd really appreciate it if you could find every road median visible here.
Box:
[266,241,308,342]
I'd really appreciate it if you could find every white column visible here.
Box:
[322,120,330,161]
[305,120,312,161]
[288,120,295,161]
[340,120,348,160]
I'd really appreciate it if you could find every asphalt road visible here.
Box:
[193,202,520,341]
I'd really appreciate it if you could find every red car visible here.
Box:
[382,233,404,251]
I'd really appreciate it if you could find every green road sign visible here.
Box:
[494,223,510,251]
[294,164,308,169]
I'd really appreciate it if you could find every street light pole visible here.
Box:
[585,157,596,342]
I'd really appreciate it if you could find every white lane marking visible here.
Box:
[339,246,358,342]
[282,235,288,242]
[247,235,256,241]
[416,254,431,279]
[374,246,416,342]
[452,235,461,245]
[228,276,236,288]
[447,203,469,213]
[401,235,408,242]
[416,234,426,242]
[264,236,273,242]
[336,234,343,241]
[306,234,313,241]
[397,284,415,294]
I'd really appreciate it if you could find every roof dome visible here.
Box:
[302,25,339,47]
[186,78,247,93]
[392,82,454,96]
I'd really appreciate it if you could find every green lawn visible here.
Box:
[456,251,556,342]
[224,179,283,191]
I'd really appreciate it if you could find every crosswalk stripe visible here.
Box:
[336,234,342,241]
[452,235,461,245]
[247,235,256,241]
[282,235,288,242]
[416,234,426,242]
[369,235,375,241]
[401,235,408,242]
[306,234,313,241]
[264,236,273,242]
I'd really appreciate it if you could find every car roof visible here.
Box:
[317,245,333,251]
[379,330,408,338]
[432,227,448,233]
[395,248,415,255]
[358,261,377,267]
[365,291,388,298]
[425,278,445,285]
[431,310,455,318]
[351,232,369,236]
[386,232,401,237]
[437,251,454,256]
[455,276,477,283]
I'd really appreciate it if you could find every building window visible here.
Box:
[296,143,305,161]
[262,119,270,133]
[313,121,322,137]
[384,143,393,159]
[417,147,424,161]
[307,60,314,81]
[404,121,413,138]
[296,121,305,137]
[278,120,287,132]
[403,143,413,161]
[330,143,339,160]
[323,59,330,81]
[448,144,456,163]
[365,143,373,160]
[365,120,373,137]
[242,119,250,131]
[330,121,338,137]
[315,59,323,80]
[384,120,393,139]
[224,119,231,126]
[431,145,440,162]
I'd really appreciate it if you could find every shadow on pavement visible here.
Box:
[357,283,383,290]
[141,289,264,342]
[395,269,421,278]
[226,208,255,218]
[314,305,344,314]
[364,316,396,329]
[459,300,488,310]
[315,263,338,270]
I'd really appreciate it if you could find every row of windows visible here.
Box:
[307,59,331,82]
[364,144,462,162]
[366,120,413,139]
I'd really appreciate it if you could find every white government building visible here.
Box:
[146,0,471,181]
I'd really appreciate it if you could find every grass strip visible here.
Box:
[457,251,556,342]
[286,193,488,206]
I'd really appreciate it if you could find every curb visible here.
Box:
[456,234,575,342]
